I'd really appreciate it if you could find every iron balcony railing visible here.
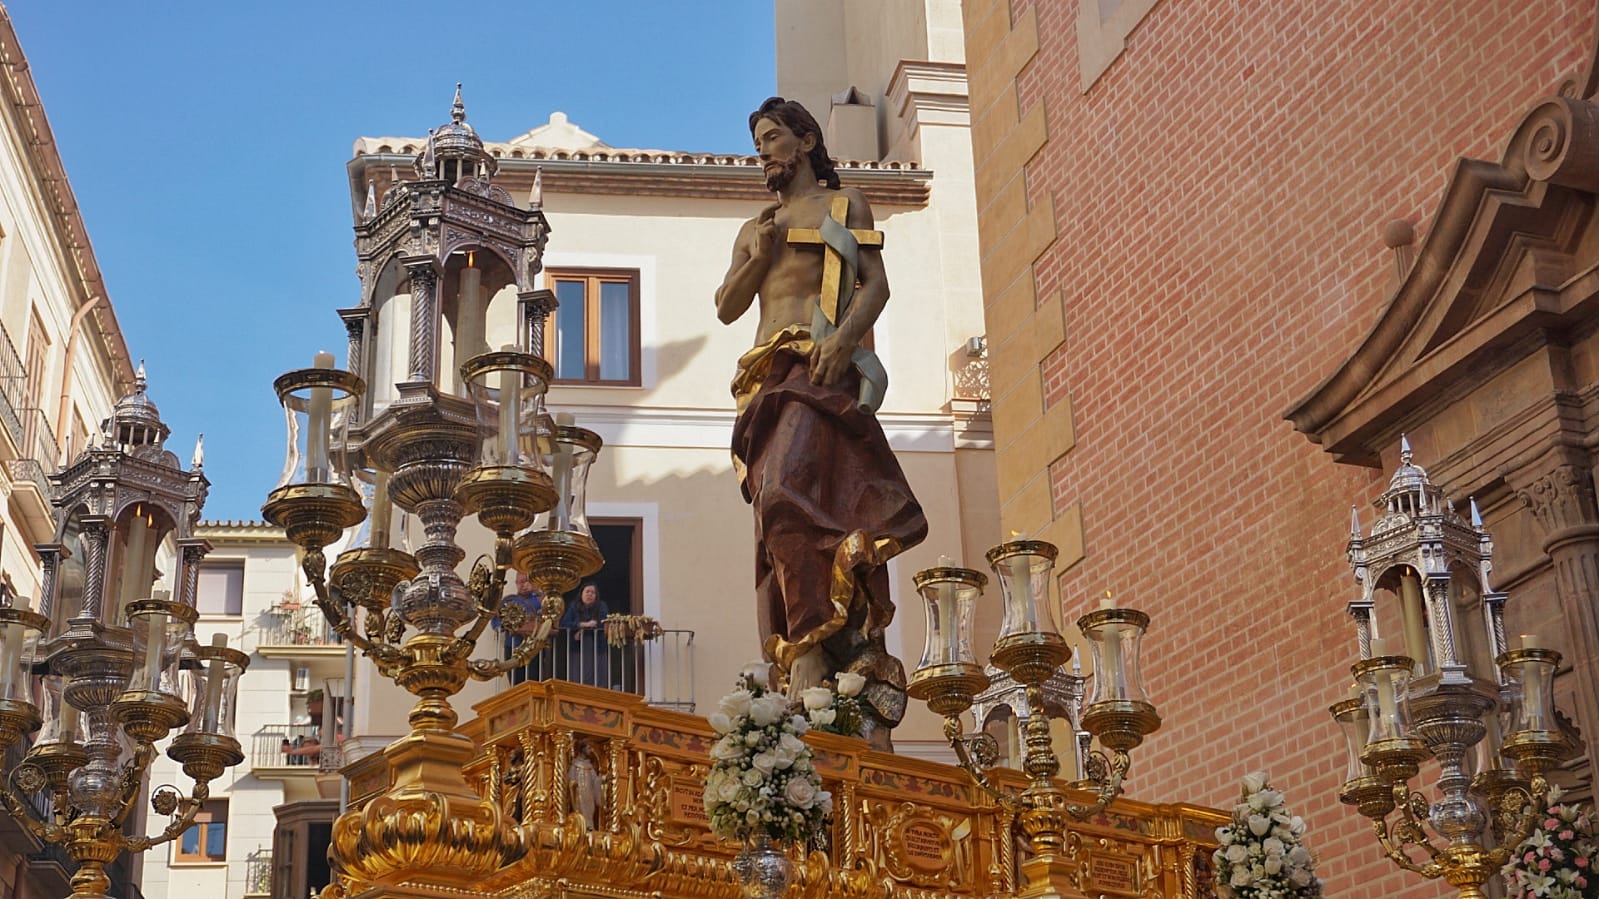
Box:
[11,406,58,495]
[0,323,24,451]
[251,723,326,770]
[502,625,695,713]
[258,606,340,647]
[244,848,272,896]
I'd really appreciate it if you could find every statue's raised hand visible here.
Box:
[747,204,780,264]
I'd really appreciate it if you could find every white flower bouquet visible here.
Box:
[1213,772,1322,899]
[1501,786,1597,899]
[798,672,866,738]
[703,663,833,844]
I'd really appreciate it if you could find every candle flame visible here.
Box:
[467,250,476,268]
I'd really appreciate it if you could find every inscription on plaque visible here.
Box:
[1088,853,1139,895]
[670,778,710,827]
[899,820,951,872]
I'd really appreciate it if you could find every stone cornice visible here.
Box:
[348,143,931,213]
[1286,96,1599,465]
[0,9,134,393]
[887,60,970,127]
[196,519,290,546]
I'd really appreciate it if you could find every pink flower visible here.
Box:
[1538,859,1552,872]
[1525,851,1537,864]
[1576,856,1590,868]
[1577,876,1588,889]
[1560,829,1575,840]
[1546,818,1561,829]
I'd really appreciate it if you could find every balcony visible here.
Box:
[256,604,343,657]
[243,848,273,897]
[250,723,334,777]
[10,406,59,539]
[0,323,24,456]
[503,624,695,713]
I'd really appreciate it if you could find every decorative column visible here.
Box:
[338,307,369,424]
[1511,455,1599,772]
[174,538,210,612]
[76,516,112,623]
[402,255,441,383]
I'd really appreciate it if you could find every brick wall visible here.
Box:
[964,1,1596,897]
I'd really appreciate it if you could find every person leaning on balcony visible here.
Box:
[561,582,609,687]
[496,571,544,686]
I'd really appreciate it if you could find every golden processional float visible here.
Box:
[255,89,1226,899]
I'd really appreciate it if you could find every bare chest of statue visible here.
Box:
[755,192,841,340]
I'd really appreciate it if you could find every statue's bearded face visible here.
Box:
[754,116,809,192]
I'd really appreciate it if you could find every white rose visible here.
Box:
[801,687,834,711]
[1241,771,1268,794]
[1259,789,1284,809]
[1287,846,1310,866]
[1263,856,1282,876]
[1248,814,1271,837]
[751,694,788,726]
[718,778,741,803]
[784,777,817,809]
[741,660,773,684]
[710,736,742,761]
[745,732,763,747]
[741,769,764,787]
[788,715,810,735]
[1262,837,1284,857]
[708,712,733,734]
[1229,869,1251,888]
[720,690,753,718]
[809,708,836,727]
[1225,844,1248,863]
[778,733,806,757]
[751,752,777,775]
[1288,868,1312,886]
[816,788,833,815]
[835,672,866,697]
[1289,816,1306,837]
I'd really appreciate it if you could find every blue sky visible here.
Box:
[11,2,776,519]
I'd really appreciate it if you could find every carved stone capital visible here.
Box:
[1513,462,1599,537]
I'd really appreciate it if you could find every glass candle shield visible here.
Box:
[1079,608,1152,705]
[182,635,246,740]
[1499,645,1560,736]
[123,598,195,697]
[463,350,552,468]
[272,355,363,489]
[35,675,83,746]
[0,605,46,704]
[986,540,1060,643]
[530,418,602,537]
[912,567,986,673]
[1331,695,1374,784]
[1355,653,1418,746]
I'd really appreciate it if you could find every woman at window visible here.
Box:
[561,582,609,688]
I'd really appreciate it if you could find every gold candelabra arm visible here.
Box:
[110,739,159,828]
[1371,782,1447,877]
[1063,747,1130,820]
[941,715,1022,810]
[466,611,561,681]
[0,769,61,843]
[1486,773,1549,863]
[447,548,511,664]
[125,781,209,853]
[303,548,411,670]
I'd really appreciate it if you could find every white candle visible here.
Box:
[0,622,22,700]
[551,412,576,531]
[201,633,228,733]
[1519,634,1548,730]
[935,555,956,663]
[1370,638,1399,731]
[1100,592,1123,699]
[1398,571,1429,670]
[117,508,152,619]
[59,698,79,743]
[370,470,392,550]
[457,259,485,362]
[1520,633,1544,650]
[1007,552,1034,631]
[307,351,335,483]
[498,350,519,466]
[141,611,168,691]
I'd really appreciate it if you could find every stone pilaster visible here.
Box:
[1511,456,1599,772]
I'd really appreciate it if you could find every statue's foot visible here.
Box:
[787,648,828,695]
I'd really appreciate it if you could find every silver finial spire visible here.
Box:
[135,358,147,390]
[423,129,437,177]
[451,83,466,124]
[1470,497,1483,527]
[1399,433,1413,465]
[362,181,377,221]
[1349,505,1361,538]
[530,166,544,209]
[191,433,205,470]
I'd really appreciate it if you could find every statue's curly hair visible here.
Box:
[748,96,840,190]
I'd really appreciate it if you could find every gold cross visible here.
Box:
[786,195,885,326]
